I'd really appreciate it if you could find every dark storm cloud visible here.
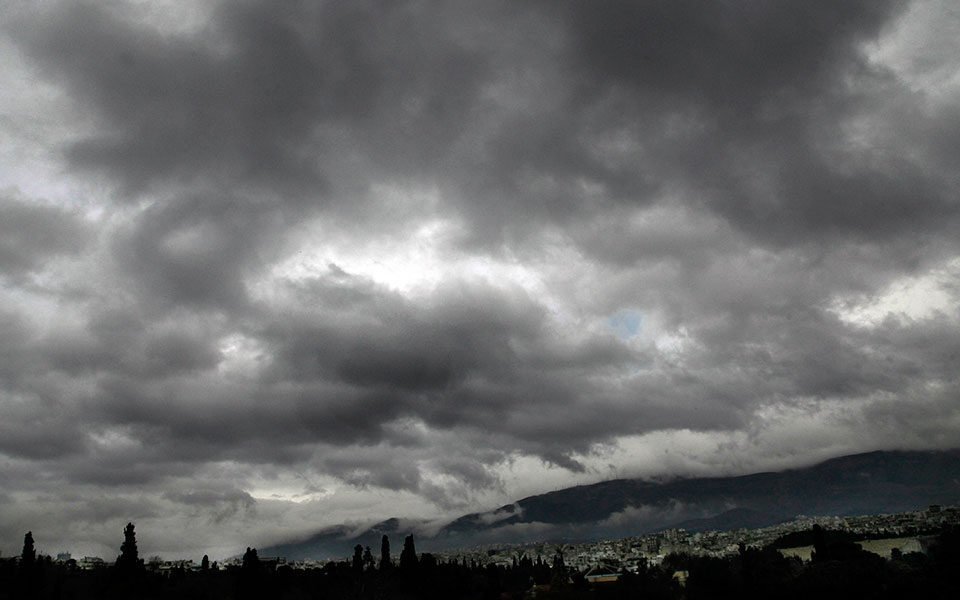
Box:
[0,405,85,460]
[563,0,896,104]
[2,0,960,557]
[0,195,91,279]
[15,0,952,253]
[551,0,959,247]
[12,2,327,197]
[112,194,274,310]
[42,305,223,378]
[163,488,256,523]
[9,0,498,201]
[527,2,955,263]
[262,276,544,387]
[57,273,633,474]
[0,310,35,384]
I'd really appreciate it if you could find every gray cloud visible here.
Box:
[0,194,92,279]
[1,0,960,559]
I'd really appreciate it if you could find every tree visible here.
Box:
[116,523,140,571]
[362,546,375,571]
[239,547,263,600]
[399,535,418,571]
[21,531,36,566]
[552,548,565,572]
[242,547,260,571]
[352,544,364,573]
[379,535,391,570]
[201,554,210,571]
[812,524,826,562]
[420,553,437,569]
[551,548,568,588]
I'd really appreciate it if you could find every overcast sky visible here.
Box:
[2,0,960,561]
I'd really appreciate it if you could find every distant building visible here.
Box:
[584,564,620,584]
[56,552,72,563]
[78,556,105,570]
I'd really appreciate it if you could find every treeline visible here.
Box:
[661,525,960,600]
[768,523,946,549]
[2,524,960,599]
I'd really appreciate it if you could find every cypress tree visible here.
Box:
[117,523,140,571]
[379,535,391,570]
[352,544,363,573]
[399,535,418,571]
[21,531,36,566]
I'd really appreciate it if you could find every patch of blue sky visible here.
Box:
[607,309,643,339]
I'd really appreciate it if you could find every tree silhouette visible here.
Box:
[21,531,36,566]
[552,548,565,572]
[811,524,826,562]
[116,523,140,571]
[352,544,363,573]
[379,535,391,570]
[551,548,568,588]
[399,534,418,571]
[242,547,260,571]
[201,554,210,571]
[239,546,263,600]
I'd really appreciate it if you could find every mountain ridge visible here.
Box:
[262,448,960,560]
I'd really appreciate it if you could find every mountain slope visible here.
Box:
[263,449,960,559]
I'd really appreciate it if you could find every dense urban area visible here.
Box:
[3,504,960,598]
[442,503,959,573]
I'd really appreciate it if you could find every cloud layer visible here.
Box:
[1,0,959,559]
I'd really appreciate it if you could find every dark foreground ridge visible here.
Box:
[264,448,960,559]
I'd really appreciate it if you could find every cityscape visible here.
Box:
[4,503,960,598]
[11,504,956,575]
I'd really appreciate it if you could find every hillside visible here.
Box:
[263,449,960,559]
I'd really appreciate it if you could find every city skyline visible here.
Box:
[1,0,959,559]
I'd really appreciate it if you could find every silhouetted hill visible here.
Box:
[263,449,960,559]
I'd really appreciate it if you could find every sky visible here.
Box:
[1,0,959,561]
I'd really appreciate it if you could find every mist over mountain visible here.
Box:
[263,449,960,560]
